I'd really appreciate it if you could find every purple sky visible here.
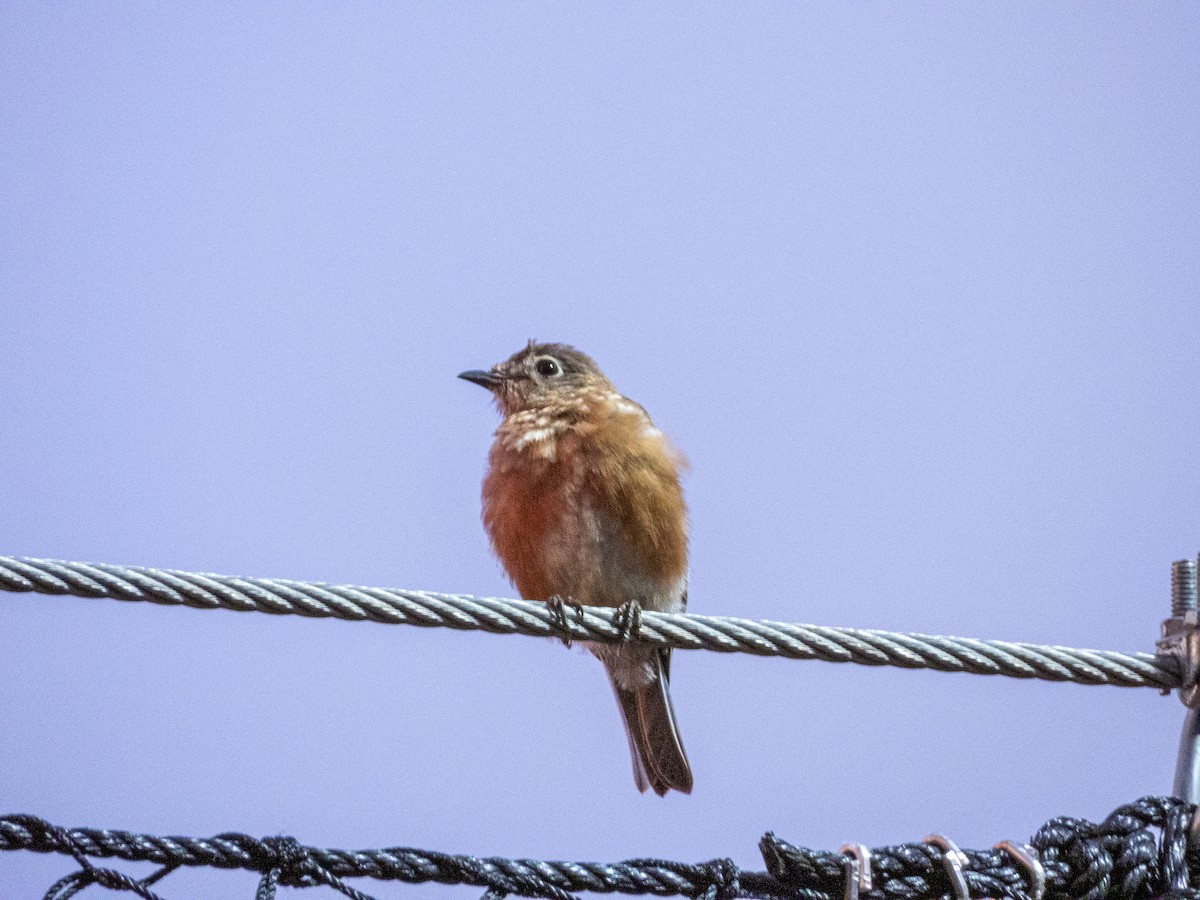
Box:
[2,5,1199,897]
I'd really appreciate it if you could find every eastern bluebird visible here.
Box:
[460,341,693,796]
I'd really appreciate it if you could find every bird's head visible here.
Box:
[459,341,612,415]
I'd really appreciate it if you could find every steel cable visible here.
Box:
[0,556,1174,689]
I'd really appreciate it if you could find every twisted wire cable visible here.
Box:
[0,556,1174,689]
[2,797,1198,900]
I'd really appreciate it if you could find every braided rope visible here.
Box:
[0,556,1174,689]
[2,797,1198,900]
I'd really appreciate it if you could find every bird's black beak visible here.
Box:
[458,369,503,390]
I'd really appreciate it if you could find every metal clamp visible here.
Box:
[994,841,1044,900]
[1158,559,1200,708]
[1158,558,1200,803]
[923,835,970,900]
[839,844,873,900]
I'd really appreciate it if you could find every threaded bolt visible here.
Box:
[1173,559,1199,617]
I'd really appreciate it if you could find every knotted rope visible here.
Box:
[3,797,1198,900]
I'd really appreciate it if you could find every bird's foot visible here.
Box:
[546,595,585,647]
[612,599,644,643]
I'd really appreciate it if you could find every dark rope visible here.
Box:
[3,798,1199,900]
[245,835,376,900]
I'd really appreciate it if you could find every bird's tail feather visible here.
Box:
[608,651,693,796]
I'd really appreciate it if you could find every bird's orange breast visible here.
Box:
[482,395,688,603]
[482,446,573,602]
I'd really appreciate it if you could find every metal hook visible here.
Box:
[839,844,873,900]
[994,841,1044,900]
[923,835,970,900]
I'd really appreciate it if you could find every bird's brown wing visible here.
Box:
[583,417,688,590]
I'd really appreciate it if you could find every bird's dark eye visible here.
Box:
[534,357,561,377]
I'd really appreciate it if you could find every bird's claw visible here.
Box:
[546,595,585,647]
[612,599,644,643]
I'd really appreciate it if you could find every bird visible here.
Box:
[459,341,693,796]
